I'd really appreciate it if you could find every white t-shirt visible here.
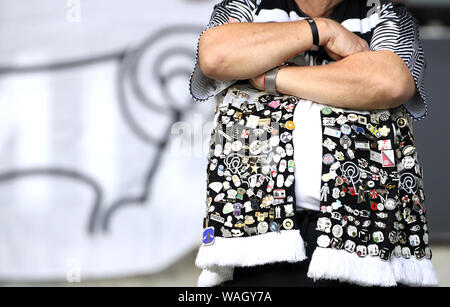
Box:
[292,100,326,211]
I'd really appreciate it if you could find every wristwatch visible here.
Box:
[264,66,282,95]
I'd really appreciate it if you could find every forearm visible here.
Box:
[276,50,416,110]
[199,20,321,81]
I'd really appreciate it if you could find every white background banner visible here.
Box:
[0,0,215,281]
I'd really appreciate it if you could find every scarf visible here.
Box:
[192,0,438,287]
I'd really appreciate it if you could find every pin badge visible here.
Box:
[231,141,242,152]
[317,235,331,247]
[257,221,269,234]
[286,143,294,156]
[332,224,343,238]
[373,231,384,243]
[358,115,368,125]
[351,124,365,134]
[322,117,336,126]
[288,160,295,172]
[402,156,415,169]
[324,138,337,151]
[322,153,335,165]
[285,121,295,130]
[282,219,294,230]
[202,227,215,246]
[396,117,407,128]
[378,125,390,137]
[340,124,352,135]
[268,99,281,109]
[381,150,395,167]
[347,225,357,238]
[209,182,223,193]
[347,114,358,122]
[210,214,225,224]
[321,107,332,115]
[246,115,260,128]
[355,141,369,152]
[269,135,280,147]
[210,158,218,171]
[402,145,415,156]
[269,222,280,232]
[377,139,392,151]
[249,141,262,155]
[280,132,293,143]
[356,245,368,257]
[324,127,341,138]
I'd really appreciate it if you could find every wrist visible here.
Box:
[274,66,291,96]
[264,66,282,95]
[314,18,331,46]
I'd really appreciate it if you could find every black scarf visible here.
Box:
[193,0,438,287]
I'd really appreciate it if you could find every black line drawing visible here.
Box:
[0,25,208,234]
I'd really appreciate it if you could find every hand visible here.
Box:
[248,72,266,91]
[316,18,369,60]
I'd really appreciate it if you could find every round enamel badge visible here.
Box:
[317,235,331,247]
[285,121,295,130]
[280,132,293,143]
[257,221,269,234]
[322,153,335,165]
[282,218,294,230]
[249,141,262,155]
[384,198,397,210]
[332,224,343,238]
[321,107,332,115]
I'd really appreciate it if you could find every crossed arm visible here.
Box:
[198,18,416,110]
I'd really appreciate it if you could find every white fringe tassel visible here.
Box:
[391,256,439,286]
[197,266,234,287]
[307,247,439,287]
[196,230,307,287]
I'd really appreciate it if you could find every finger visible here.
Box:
[248,78,255,87]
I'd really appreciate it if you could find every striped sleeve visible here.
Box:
[370,2,428,121]
[189,0,258,102]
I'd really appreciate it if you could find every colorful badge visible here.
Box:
[202,227,215,246]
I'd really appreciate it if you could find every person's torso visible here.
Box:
[232,0,385,211]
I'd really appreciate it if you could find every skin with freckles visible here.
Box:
[199,0,416,110]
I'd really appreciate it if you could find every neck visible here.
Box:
[295,0,344,18]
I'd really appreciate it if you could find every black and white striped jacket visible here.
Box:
[189,0,428,120]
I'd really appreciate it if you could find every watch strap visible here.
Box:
[264,66,282,95]
[306,17,320,51]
